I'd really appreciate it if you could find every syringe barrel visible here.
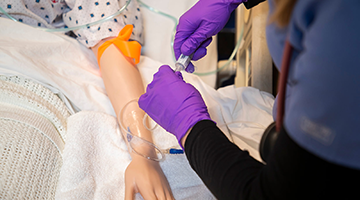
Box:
[175,54,191,71]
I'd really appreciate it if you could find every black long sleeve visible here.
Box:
[243,0,266,9]
[184,120,360,200]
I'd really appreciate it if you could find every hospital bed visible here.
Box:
[234,2,273,94]
[0,1,274,199]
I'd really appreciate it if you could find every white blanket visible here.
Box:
[0,18,275,199]
[56,111,215,200]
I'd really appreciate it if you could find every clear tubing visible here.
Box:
[118,99,165,162]
[0,0,131,32]
[0,0,244,75]
[136,0,178,61]
[143,113,158,131]
[193,28,244,76]
[0,6,17,22]
[137,0,245,76]
[140,0,244,76]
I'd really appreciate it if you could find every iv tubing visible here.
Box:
[138,0,244,76]
[0,0,243,75]
[194,29,243,76]
[137,0,178,62]
[0,6,16,22]
[139,0,245,76]
[0,0,131,32]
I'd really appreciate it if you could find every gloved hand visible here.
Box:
[139,65,212,147]
[174,0,247,73]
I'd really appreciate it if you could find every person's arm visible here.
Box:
[184,120,360,200]
[243,0,266,9]
[138,64,360,200]
[184,120,266,199]
[92,41,174,200]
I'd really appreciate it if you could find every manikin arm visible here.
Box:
[92,41,174,200]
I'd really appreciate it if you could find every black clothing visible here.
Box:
[243,0,266,9]
[185,120,360,200]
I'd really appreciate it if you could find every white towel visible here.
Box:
[55,111,215,200]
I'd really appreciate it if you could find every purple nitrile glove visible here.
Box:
[138,65,212,148]
[174,0,247,73]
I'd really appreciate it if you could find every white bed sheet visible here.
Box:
[0,17,275,198]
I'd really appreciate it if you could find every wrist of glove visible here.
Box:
[139,65,212,148]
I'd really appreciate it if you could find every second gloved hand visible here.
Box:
[174,0,247,72]
[139,65,212,147]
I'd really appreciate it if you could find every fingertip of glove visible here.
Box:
[202,37,213,47]
[175,71,183,79]
[154,65,174,80]
[159,65,172,71]
[192,48,207,61]
[185,63,195,73]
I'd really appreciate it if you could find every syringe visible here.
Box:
[175,53,193,71]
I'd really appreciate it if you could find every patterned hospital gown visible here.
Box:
[0,0,143,47]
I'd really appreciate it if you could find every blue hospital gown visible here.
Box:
[0,0,143,48]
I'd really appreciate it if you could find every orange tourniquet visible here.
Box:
[97,25,142,68]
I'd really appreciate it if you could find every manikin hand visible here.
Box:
[125,156,174,200]
[174,0,247,72]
